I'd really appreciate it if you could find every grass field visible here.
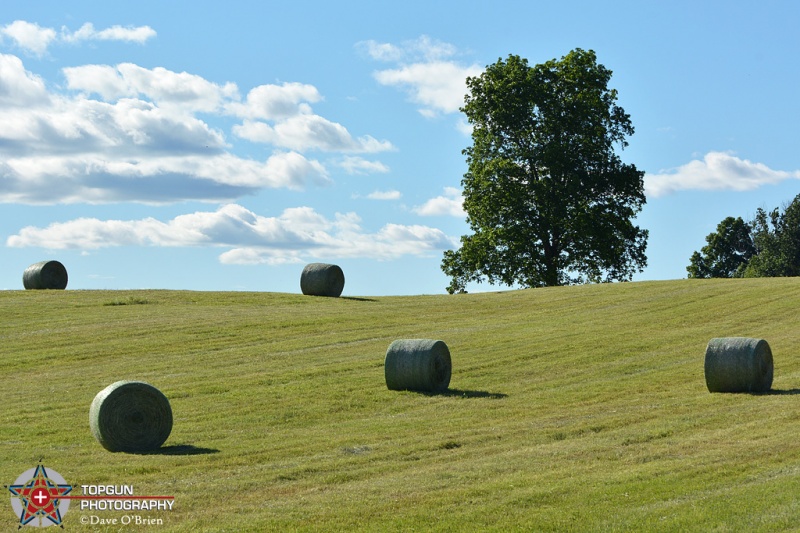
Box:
[2,278,800,531]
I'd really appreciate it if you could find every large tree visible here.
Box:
[441,49,648,293]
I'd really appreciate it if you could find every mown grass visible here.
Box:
[2,279,800,531]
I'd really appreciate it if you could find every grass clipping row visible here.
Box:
[704,337,773,393]
[89,381,173,453]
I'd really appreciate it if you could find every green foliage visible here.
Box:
[743,195,800,277]
[687,216,755,278]
[442,49,648,293]
[3,282,800,530]
[688,194,800,279]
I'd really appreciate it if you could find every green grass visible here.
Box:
[2,279,800,531]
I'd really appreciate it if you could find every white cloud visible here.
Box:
[64,63,238,113]
[358,35,458,63]
[358,41,404,62]
[61,23,156,44]
[455,117,473,136]
[414,187,465,217]
[644,151,800,197]
[0,20,155,56]
[0,151,329,204]
[366,190,402,200]
[226,82,320,120]
[337,156,389,175]
[233,115,393,153]
[0,53,401,203]
[363,36,483,117]
[0,53,49,105]
[221,82,393,153]
[226,82,393,153]
[7,204,457,263]
[0,21,57,57]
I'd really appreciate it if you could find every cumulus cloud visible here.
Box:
[233,115,392,153]
[64,63,238,112]
[414,187,465,217]
[0,21,57,56]
[360,35,483,118]
[374,61,483,116]
[225,82,320,120]
[644,151,800,197]
[0,53,49,105]
[228,83,393,153]
[7,203,456,263]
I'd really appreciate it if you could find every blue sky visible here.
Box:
[2,1,799,294]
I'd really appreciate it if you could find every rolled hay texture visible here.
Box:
[385,339,452,392]
[704,337,773,393]
[89,381,173,453]
[300,263,345,297]
[22,260,68,290]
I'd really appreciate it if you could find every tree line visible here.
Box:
[687,194,800,279]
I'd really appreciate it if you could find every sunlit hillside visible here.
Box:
[2,279,799,531]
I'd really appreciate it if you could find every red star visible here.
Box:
[8,465,72,527]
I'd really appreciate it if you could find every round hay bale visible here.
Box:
[22,260,68,290]
[704,337,773,393]
[89,381,173,453]
[385,339,451,392]
[300,263,345,297]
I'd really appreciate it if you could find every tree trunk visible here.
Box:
[542,239,560,287]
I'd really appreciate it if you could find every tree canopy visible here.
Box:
[686,217,755,278]
[441,49,647,293]
[687,194,800,279]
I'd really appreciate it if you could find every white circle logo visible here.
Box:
[8,465,72,528]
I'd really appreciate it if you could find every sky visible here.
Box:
[1,1,799,295]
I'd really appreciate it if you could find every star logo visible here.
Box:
[7,465,72,528]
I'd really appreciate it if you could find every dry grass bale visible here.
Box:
[385,339,452,392]
[22,260,68,290]
[704,337,773,393]
[89,381,173,453]
[300,263,345,297]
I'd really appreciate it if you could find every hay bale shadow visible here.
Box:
[749,388,800,396]
[418,388,507,399]
[340,296,377,302]
[133,444,220,456]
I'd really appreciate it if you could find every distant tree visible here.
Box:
[687,194,800,279]
[686,216,755,278]
[742,194,800,277]
[441,49,648,293]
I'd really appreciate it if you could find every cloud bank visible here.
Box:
[7,204,456,264]
[0,43,392,204]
